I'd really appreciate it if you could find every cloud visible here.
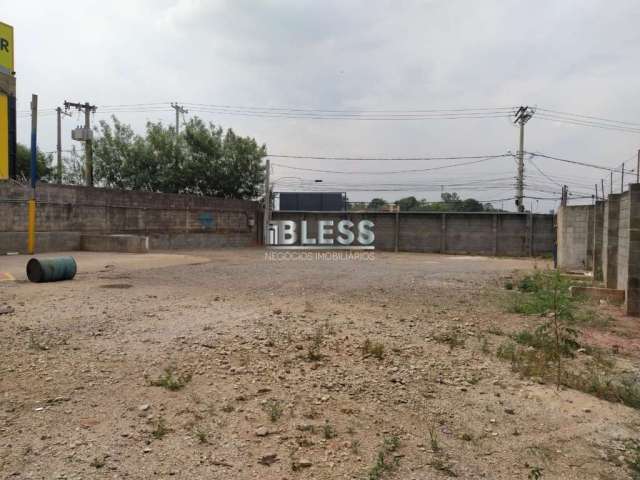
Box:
[3,0,640,208]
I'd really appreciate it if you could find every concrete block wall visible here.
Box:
[603,194,620,288]
[557,204,593,270]
[592,201,605,281]
[617,192,630,293]
[624,185,640,314]
[0,183,259,253]
[271,211,554,256]
[558,184,640,316]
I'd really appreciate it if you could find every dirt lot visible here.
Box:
[1,249,639,479]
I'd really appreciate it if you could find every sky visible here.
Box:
[3,0,640,212]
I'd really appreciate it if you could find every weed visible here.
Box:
[323,319,336,335]
[350,439,361,454]
[263,399,284,422]
[461,432,473,442]
[429,424,440,452]
[149,367,192,391]
[504,280,514,290]
[366,436,401,480]
[496,340,516,362]
[434,330,465,350]
[297,437,314,447]
[479,336,490,354]
[220,403,234,413]
[565,369,640,410]
[625,440,640,479]
[486,325,505,336]
[528,466,543,479]
[505,271,582,388]
[28,334,48,351]
[383,435,400,452]
[296,423,316,433]
[307,328,323,361]
[151,416,170,439]
[431,457,457,477]
[194,426,208,444]
[90,456,105,469]
[518,274,542,293]
[362,338,385,360]
[323,421,337,439]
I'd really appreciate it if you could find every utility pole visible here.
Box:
[28,94,38,254]
[56,106,71,183]
[263,159,271,245]
[637,149,639,184]
[171,102,188,134]
[621,162,625,193]
[513,106,535,212]
[64,101,97,186]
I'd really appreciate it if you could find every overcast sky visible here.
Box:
[3,0,640,211]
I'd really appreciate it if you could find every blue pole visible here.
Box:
[30,94,38,189]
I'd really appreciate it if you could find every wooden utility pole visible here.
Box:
[637,149,639,184]
[513,106,535,212]
[64,101,97,186]
[171,102,188,134]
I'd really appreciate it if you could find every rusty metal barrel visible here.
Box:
[26,257,77,283]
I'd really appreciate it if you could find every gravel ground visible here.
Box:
[0,249,639,479]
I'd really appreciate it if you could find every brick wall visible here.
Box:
[271,211,554,256]
[0,183,259,253]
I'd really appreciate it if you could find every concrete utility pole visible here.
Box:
[56,106,71,183]
[513,106,535,212]
[171,102,188,134]
[64,101,97,186]
[28,94,38,254]
[263,158,271,245]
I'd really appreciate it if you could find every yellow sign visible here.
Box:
[0,94,7,179]
[0,22,13,75]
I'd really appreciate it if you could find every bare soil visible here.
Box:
[1,249,639,479]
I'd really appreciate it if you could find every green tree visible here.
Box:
[395,196,420,211]
[92,116,266,199]
[368,197,387,210]
[15,144,53,182]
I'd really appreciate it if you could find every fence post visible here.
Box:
[394,209,399,252]
[440,213,447,253]
[493,214,498,256]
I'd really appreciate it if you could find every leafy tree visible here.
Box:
[92,116,266,199]
[395,196,420,211]
[440,192,460,204]
[368,197,387,210]
[380,193,500,212]
[15,143,53,182]
[348,201,368,211]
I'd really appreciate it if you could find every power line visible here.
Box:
[271,155,510,175]
[537,107,640,128]
[527,151,636,174]
[268,153,512,162]
[536,113,640,134]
